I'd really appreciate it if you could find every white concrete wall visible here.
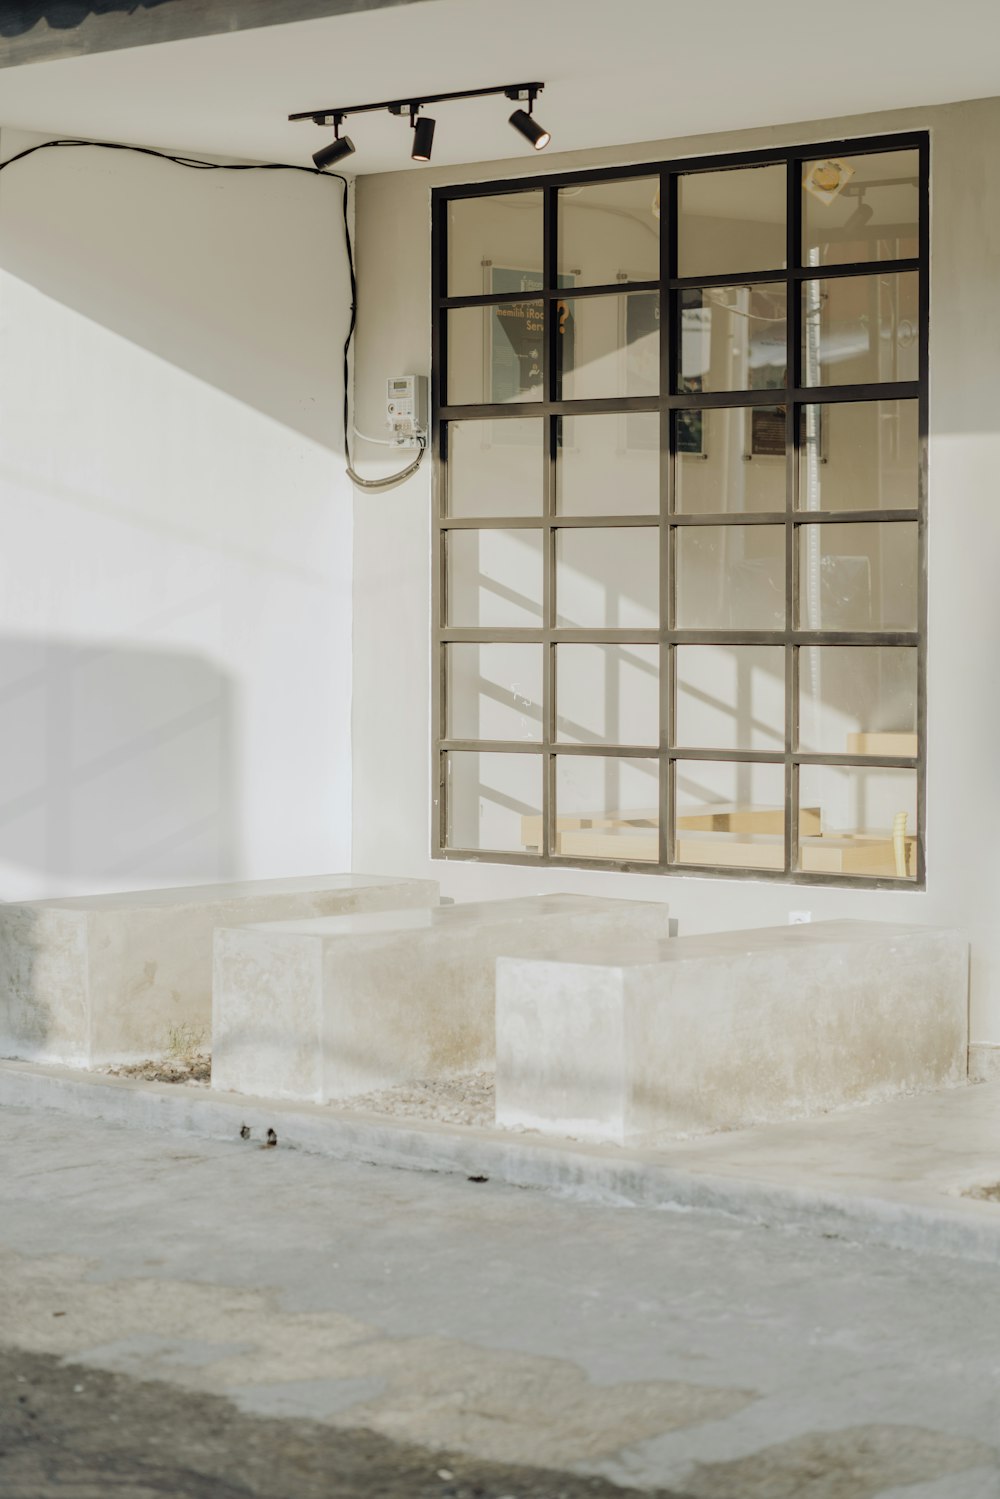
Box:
[0,129,354,897]
[352,96,1000,1046]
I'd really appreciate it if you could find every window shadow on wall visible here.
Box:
[0,637,239,896]
[1,2,175,37]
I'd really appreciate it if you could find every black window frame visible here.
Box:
[430,130,929,888]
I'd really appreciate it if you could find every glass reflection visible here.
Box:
[558,177,660,286]
[675,526,785,630]
[678,284,787,393]
[797,400,918,511]
[446,751,542,852]
[558,292,659,401]
[797,522,917,631]
[802,150,919,267]
[447,418,544,517]
[555,755,659,861]
[798,764,917,878]
[447,192,543,298]
[801,272,919,387]
[678,163,786,279]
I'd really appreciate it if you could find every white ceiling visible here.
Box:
[1,0,999,175]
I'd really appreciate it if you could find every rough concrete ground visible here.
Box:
[1,1106,999,1498]
[1,1345,688,1499]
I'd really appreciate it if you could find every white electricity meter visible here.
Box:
[386,375,428,449]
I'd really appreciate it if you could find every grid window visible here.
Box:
[433,134,926,885]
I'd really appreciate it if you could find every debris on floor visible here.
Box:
[99,1027,211,1086]
[334,1072,496,1128]
[963,1182,1000,1203]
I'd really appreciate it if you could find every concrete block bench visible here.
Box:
[212,894,672,1103]
[0,874,439,1068]
[495,921,969,1143]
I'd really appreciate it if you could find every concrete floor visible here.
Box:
[3,1063,999,1264]
[2,1107,999,1497]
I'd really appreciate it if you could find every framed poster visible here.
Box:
[485,266,574,446]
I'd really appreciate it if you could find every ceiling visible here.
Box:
[1,0,999,175]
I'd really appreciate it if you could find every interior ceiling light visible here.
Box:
[845,194,874,231]
[290,82,549,167]
[802,158,855,205]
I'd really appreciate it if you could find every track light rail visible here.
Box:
[289,81,544,125]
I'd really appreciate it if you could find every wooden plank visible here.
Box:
[845,731,918,757]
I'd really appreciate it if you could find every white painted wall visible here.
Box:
[0,129,354,897]
[352,96,1000,1046]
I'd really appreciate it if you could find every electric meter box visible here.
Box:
[386,375,428,448]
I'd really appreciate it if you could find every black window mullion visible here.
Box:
[541,184,557,858]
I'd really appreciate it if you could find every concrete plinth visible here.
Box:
[212,894,672,1103]
[496,921,969,1143]
[0,875,439,1068]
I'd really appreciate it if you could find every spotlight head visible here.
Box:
[412,114,436,163]
[313,134,355,170]
[845,199,874,231]
[509,107,550,151]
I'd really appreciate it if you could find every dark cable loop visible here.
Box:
[0,137,409,489]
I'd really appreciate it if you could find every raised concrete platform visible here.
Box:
[496,921,969,1144]
[1,1059,997,1265]
[212,894,672,1104]
[0,874,439,1068]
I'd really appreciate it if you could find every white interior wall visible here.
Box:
[0,129,354,897]
[352,96,1000,1046]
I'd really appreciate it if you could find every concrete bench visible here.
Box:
[0,874,439,1068]
[212,894,672,1103]
[495,921,969,1144]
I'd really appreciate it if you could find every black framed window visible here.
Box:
[431,134,927,886]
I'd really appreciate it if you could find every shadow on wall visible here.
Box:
[0,3,176,37]
[0,135,346,448]
[0,637,239,898]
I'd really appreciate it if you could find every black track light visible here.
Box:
[313,132,355,170]
[509,106,550,151]
[412,114,436,163]
[291,82,550,165]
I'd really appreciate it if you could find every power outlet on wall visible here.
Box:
[788,911,812,924]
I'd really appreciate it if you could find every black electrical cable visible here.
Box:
[0,137,420,491]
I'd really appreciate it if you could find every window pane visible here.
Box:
[798,522,917,631]
[445,750,542,853]
[446,529,543,628]
[446,419,543,517]
[558,177,659,286]
[447,302,544,405]
[798,764,917,879]
[674,645,784,751]
[802,150,919,267]
[675,526,784,630]
[674,759,785,869]
[798,400,918,511]
[558,292,659,401]
[447,191,543,298]
[555,755,659,862]
[678,163,786,279]
[679,285,787,394]
[557,413,659,515]
[556,644,659,746]
[446,644,542,742]
[674,407,786,514]
[798,647,917,755]
[802,272,919,387]
[556,528,659,628]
